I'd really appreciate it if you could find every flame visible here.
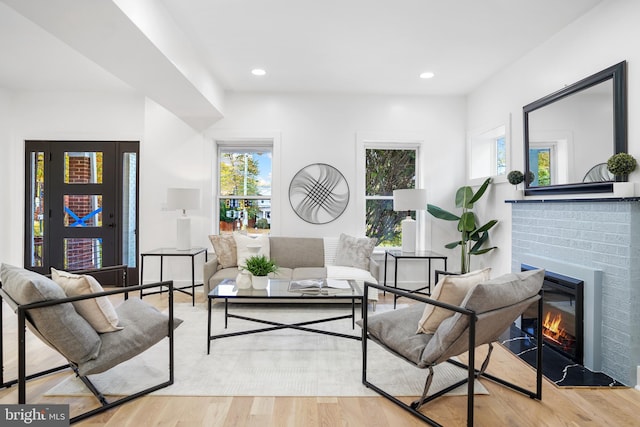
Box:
[542,312,572,348]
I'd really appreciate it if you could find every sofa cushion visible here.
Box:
[335,234,377,270]
[234,233,270,269]
[416,268,491,334]
[208,234,237,270]
[327,265,377,284]
[291,267,327,280]
[0,264,101,364]
[271,267,293,280]
[51,268,123,333]
[270,237,325,268]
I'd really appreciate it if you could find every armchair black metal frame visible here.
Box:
[362,282,543,427]
[0,265,176,424]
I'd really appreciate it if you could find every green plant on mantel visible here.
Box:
[242,255,278,276]
[507,170,535,189]
[607,152,637,180]
[427,177,498,274]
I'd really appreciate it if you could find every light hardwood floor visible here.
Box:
[1,290,639,426]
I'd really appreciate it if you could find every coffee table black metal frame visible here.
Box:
[140,247,208,306]
[383,249,447,308]
[207,279,364,354]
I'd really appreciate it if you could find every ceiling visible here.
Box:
[0,0,604,128]
[160,0,604,95]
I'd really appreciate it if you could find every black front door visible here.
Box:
[25,141,139,285]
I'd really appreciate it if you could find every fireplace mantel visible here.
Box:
[506,197,640,204]
[510,200,640,386]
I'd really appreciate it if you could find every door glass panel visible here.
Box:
[64,195,103,227]
[64,152,103,184]
[64,238,103,270]
[29,152,45,267]
[122,153,137,267]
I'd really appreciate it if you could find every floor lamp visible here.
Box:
[167,188,201,251]
[393,189,427,253]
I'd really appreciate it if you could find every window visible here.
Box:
[365,147,418,247]
[469,124,508,182]
[217,145,272,235]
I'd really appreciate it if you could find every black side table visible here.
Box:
[383,249,447,308]
[140,247,208,306]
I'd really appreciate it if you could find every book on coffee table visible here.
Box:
[288,279,351,293]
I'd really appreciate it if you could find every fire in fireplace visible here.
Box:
[520,264,584,364]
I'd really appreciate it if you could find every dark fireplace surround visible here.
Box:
[520,264,584,365]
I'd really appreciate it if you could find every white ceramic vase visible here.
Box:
[235,271,252,289]
[252,275,269,289]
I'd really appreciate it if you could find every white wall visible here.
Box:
[467,0,640,276]
[0,90,145,267]
[208,92,468,276]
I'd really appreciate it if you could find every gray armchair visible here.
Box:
[0,264,181,424]
[361,269,545,427]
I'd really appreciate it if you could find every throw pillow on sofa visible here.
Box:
[234,233,270,269]
[335,233,377,271]
[208,234,237,270]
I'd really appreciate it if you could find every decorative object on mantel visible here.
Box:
[607,153,637,197]
[289,163,349,224]
[242,255,278,289]
[507,170,534,199]
[427,177,497,274]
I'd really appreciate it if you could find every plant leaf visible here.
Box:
[475,219,498,233]
[427,204,459,221]
[470,246,497,255]
[459,211,476,232]
[455,186,474,209]
[469,177,492,204]
[445,240,462,249]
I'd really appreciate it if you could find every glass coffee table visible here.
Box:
[207,278,364,354]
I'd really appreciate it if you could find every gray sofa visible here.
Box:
[204,235,380,306]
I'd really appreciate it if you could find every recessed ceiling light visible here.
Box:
[419,72,435,79]
[251,68,266,76]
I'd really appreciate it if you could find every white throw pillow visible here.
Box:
[327,265,377,284]
[416,268,491,335]
[50,268,123,333]
[234,233,270,270]
[334,233,377,271]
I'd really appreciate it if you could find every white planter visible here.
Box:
[235,271,252,289]
[251,275,269,289]
[614,182,635,198]
[512,189,524,200]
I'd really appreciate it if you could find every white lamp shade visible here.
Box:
[393,189,427,212]
[167,188,201,211]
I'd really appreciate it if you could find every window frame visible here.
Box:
[214,139,276,235]
[356,132,425,250]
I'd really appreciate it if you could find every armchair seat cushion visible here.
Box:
[362,304,431,365]
[78,298,183,376]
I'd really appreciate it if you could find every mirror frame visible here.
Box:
[523,61,627,196]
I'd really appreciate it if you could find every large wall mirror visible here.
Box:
[523,61,627,195]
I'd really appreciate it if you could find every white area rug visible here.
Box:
[45,303,488,397]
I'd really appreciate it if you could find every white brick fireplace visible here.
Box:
[510,199,640,386]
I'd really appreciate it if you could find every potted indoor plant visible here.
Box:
[427,177,498,274]
[242,255,278,289]
[607,152,637,181]
[607,152,637,197]
[507,170,535,199]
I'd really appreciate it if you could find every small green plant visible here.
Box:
[242,255,278,276]
[507,170,535,187]
[607,153,637,177]
[255,218,270,229]
[427,177,498,274]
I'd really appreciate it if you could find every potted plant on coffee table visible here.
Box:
[243,255,278,289]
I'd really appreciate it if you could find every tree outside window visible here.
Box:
[365,148,417,246]
[218,148,272,234]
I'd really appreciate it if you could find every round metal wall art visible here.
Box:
[288,163,349,224]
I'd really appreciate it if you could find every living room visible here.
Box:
[1,0,640,425]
